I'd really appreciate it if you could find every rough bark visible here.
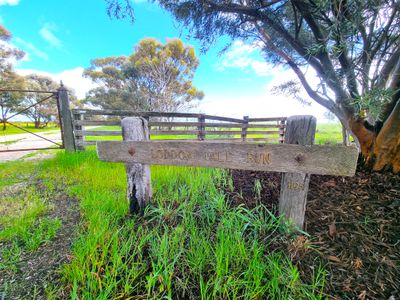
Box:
[347,100,400,173]
[372,100,400,172]
[122,117,152,214]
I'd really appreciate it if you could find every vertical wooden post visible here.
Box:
[122,117,152,214]
[73,113,85,150]
[198,115,205,141]
[143,116,150,139]
[279,115,316,229]
[241,116,249,141]
[279,119,286,143]
[57,85,76,151]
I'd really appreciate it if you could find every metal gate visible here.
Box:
[0,88,65,154]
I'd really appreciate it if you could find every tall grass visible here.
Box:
[34,150,325,299]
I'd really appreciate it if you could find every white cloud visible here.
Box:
[0,0,19,5]
[250,61,274,76]
[13,37,48,60]
[198,91,329,122]
[210,39,338,121]
[39,23,63,49]
[201,62,334,121]
[214,40,276,77]
[16,67,95,99]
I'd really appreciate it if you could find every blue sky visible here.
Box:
[1,0,330,120]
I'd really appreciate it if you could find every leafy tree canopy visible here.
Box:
[84,37,204,112]
[105,0,400,172]
[22,74,61,128]
[0,25,26,130]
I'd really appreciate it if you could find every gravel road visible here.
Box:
[0,130,62,162]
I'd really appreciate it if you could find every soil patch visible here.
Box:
[0,184,80,299]
[227,168,400,299]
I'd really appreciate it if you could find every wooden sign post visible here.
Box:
[122,117,152,214]
[279,115,316,228]
[97,117,358,228]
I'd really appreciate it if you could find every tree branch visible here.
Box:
[203,0,349,102]
[369,4,398,63]
[255,23,336,112]
[374,47,400,89]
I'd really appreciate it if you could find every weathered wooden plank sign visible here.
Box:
[97,140,358,176]
[96,116,358,229]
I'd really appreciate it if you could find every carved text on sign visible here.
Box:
[98,141,359,176]
[204,151,232,163]
[247,152,271,165]
[287,181,305,190]
[151,149,193,161]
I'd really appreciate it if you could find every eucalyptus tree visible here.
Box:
[22,74,61,128]
[106,0,400,172]
[84,38,204,112]
[0,25,25,130]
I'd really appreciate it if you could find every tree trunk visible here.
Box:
[348,100,400,173]
[372,100,400,173]
[342,125,350,146]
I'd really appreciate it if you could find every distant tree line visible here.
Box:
[0,25,77,130]
[1,23,203,130]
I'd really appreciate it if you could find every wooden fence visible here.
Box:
[71,109,286,150]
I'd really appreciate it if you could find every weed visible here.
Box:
[0,241,21,273]
[254,178,262,201]
[1,150,327,298]
[20,217,62,251]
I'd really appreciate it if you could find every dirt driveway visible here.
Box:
[0,130,62,162]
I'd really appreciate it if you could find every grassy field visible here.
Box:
[85,122,344,144]
[0,122,59,136]
[0,150,326,299]
[314,123,345,144]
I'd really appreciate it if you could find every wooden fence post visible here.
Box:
[143,116,150,139]
[242,116,249,141]
[279,119,286,143]
[73,113,85,150]
[57,85,76,151]
[198,115,205,140]
[122,117,152,214]
[279,115,316,229]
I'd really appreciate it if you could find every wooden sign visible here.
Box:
[97,140,358,176]
[96,116,359,229]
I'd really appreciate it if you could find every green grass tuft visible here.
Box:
[31,150,325,298]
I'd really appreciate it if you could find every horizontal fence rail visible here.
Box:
[71,109,286,149]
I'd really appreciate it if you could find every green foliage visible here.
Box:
[0,25,26,129]
[0,187,49,241]
[106,0,400,129]
[0,241,21,273]
[20,217,62,251]
[0,73,26,129]
[0,173,62,277]
[84,38,204,112]
[21,74,60,128]
[351,89,395,121]
[32,150,325,298]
